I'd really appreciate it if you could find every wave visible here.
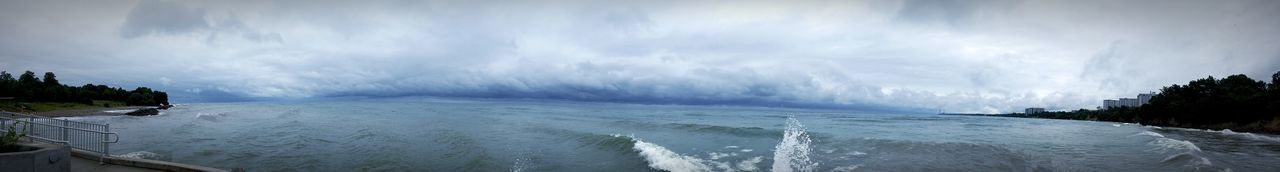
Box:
[737,156,764,171]
[629,136,716,172]
[1217,129,1280,142]
[115,151,169,161]
[1150,137,1203,152]
[102,109,136,114]
[1134,130,1218,170]
[1135,130,1201,152]
[196,112,226,122]
[818,137,1048,171]
[618,135,771,172]
[526,127,637,153]
[541,117,819,172]
[772,116,818,172]
[1161,152,1212,166]
[428,129,502,171]
[668,123,783,138]
[609,121,784,138]
[831,164,862,172]
[1136,131,1165,138]
[1149,126,1280,142]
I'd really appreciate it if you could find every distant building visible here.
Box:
[1103,93,1158,109]
[1137,93,1156,105]
[1120,98,1139,108]
[1025,108,1046,114]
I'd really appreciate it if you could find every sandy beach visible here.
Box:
[23,106,155,117]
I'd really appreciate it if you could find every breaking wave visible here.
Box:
[629,135,715,172]
[115,151,168,161]
[772,116,818,172]
[562,116,820,172]
[609,134,766,172]
[1134,130,1216,169]
[1218,129,1280,142]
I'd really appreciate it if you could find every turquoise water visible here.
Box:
[62,97,1280,171]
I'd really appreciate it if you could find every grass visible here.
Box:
[0,100,127,113]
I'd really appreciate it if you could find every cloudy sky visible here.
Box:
[1,0,1278,113]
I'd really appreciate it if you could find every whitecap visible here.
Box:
[1217,129,1280,142]
[725,146,739,149]
[831,164,863,172]
[740,149,753,153]
[1150,138,1201,152]
[1135,131,1165,138]
[102,109,135,114]
[736,156,764,171]
[708,152,733,160]
[1161,152,1212,166]
[511,156,532,172]
[629,136,714,172]
[114,151,165,160]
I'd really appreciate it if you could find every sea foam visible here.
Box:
[115,151,166,161]
[629,136,714,172]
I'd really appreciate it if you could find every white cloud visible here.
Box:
[159,77,172,86]
[1,0,1278,113]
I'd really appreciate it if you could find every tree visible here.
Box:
[153,92,169,106]
[127,93,149,106]
[0,71,12,97]
[17,71,37,87]
[41,72,58,87]
[0,71,12,82]
[1272,71,1280,91]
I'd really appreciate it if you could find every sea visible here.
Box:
[59,97,1280,172]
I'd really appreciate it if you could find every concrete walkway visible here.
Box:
[69,149,230,172]
[71,156,164,172]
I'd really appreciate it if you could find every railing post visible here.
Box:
[101,123,110,164]
[62,119,69,145]
[26,116,33,142]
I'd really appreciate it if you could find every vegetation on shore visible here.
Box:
[0,70,169,112]
[989,71,1280,134]
[0,100,127,113]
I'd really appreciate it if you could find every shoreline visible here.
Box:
[941,113,1280,135]
[20,106,156,117]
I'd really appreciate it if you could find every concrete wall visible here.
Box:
[0,142,71,172]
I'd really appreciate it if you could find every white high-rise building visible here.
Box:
[1138,93,1156,105]
[1025,108,1046,114]
[1103,92,1158,109]
[1119,98,1139,107]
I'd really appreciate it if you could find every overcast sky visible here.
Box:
[2,0,1278,113]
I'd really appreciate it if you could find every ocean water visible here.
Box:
[60,97,1280,171]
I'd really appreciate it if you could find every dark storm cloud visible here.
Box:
[119,0,209,38]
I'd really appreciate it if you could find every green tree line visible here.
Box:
[0,70,169,106]
[1022,70,1280,133]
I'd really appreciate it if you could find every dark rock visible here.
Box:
[125,108,159,116]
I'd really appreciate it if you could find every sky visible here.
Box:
[1,0,1278,113]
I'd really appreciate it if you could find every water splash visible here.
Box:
[772,116,818,172]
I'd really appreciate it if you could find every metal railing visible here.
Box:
[0,111,118,162]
